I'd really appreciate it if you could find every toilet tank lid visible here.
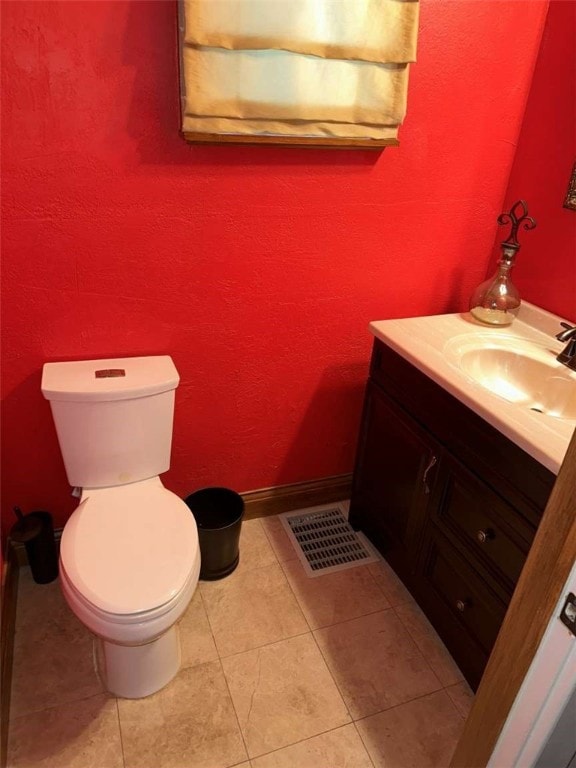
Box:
[41,356,180,402]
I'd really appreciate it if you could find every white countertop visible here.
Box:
[369,302,575,475]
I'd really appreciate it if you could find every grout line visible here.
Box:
[242,525,281,572]
[308,627,353,723]
[310,605,399,634]
[353,687,455,724]
[309,609,450,724]
[197,586,220,658]
[115,697,127,768]
[197,534,313,657]
[197,560,312,658]
[217,656,251,764]
[252,516,282,569]
[278,555,398,632]
[366,560,416,609]
[444,682,474,721]
[364,560,396,606]
[212,597,433,665]
[247,721,366,764]
[390,604,445,693]
[8,690,113,724]
[391,603,464,688]
[197,557,285,592]
[217,628,313,663]
[276,559,313,633]
[366,566,419,610]
[258,514,299,565]
[351,720,377,768]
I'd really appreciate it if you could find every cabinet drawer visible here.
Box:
[420,531,507,656]
[433,463,534,591]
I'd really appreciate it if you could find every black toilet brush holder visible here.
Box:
[10,507,59,584]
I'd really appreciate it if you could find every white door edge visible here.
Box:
[488,558,576,768]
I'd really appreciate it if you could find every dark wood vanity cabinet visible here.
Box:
[350,380,440,587]
[349,338,556,690]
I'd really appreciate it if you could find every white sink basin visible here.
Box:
[368,303,576,474]
[444,335,576,420]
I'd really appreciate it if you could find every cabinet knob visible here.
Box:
[476,528,494,544]
[456,599,468,612]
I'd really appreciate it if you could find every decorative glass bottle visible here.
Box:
[470,199,536,326]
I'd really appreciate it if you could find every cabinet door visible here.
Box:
[350,381,440,570]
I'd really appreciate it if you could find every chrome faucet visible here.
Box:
[555,323,576,371]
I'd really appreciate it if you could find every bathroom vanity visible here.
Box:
[349,305,574,690]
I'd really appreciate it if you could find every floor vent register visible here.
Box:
[279,504,381,577]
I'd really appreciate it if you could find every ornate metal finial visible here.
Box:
[497,200,537,251]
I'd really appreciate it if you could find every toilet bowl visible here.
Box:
[59,477,200,698]
[41,355,199,699]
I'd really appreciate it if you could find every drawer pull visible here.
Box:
[476,528,494,544]
[456,599,468,612]
[423,455,438,495]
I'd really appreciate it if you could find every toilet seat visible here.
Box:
[60,478,199,616]
[59,555,196,625]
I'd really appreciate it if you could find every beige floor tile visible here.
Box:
[200,562,309,657]
[118,659,247,768]
[282,560,390,629]
[446,681,475,719]
[222,633,350,758]
[10,575,104,718]
[178,591,219,669]
[314,610,442,719]
[259,516,298,563]
[235,518,279,575]
[8,693,122,768]
[251,724,373,768]
[368,561,414,607]
[356,690,464,768]
[14,567,58,631]
[394,601,464,686]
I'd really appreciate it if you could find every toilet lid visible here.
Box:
[60,483,198,616]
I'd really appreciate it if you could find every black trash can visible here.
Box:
[184,488,244,580]
[10,508,59,584]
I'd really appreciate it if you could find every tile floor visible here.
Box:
[8,509,474,768]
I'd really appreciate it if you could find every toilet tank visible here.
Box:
[41,356,180,488]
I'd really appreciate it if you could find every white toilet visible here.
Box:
[41,355,200,699]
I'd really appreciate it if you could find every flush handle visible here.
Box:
[422,455,438,495]
[95,368,126,378]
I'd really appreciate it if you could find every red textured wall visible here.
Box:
[1,0,549,538]
[501,0,576,321]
